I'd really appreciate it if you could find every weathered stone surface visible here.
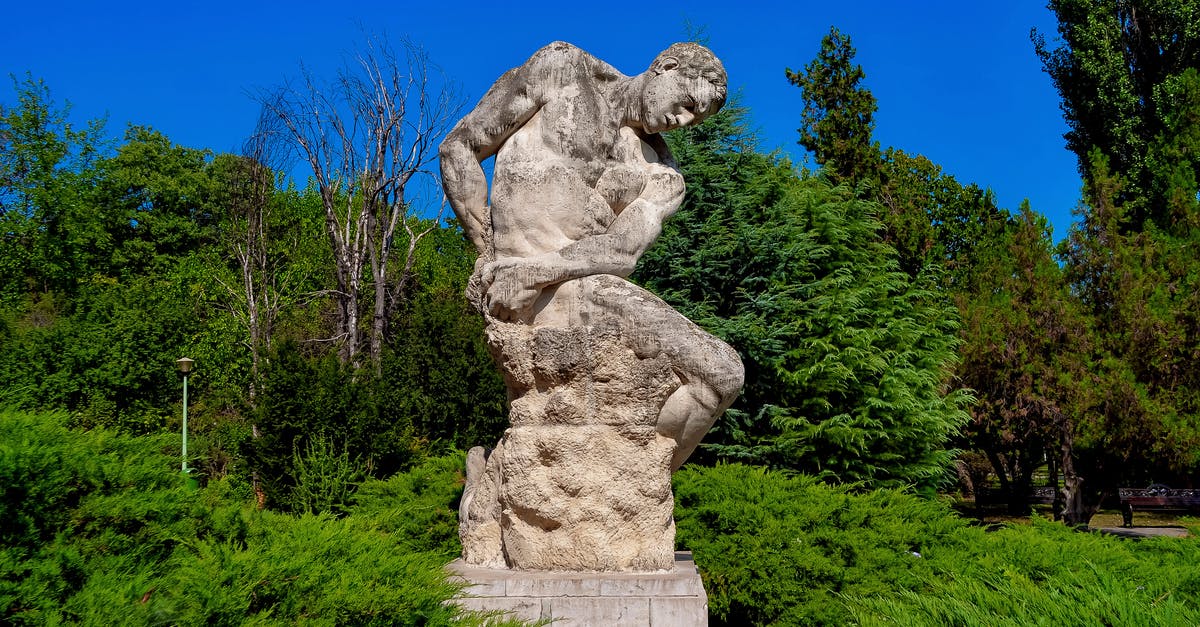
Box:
[460,318,680,571]
[448,553,708,626]
[488,314,681,429]
[440,41,743,572]
[501,424,676,571]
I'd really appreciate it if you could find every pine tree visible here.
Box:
[787,27,880,185]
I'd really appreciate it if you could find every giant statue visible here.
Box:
[440,41,743,572]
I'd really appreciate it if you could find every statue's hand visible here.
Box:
[481,258,543,321]
[464,256,491,314]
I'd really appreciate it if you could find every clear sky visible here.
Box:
[2,1,1079,240]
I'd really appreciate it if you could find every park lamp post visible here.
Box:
[176,357,194,475]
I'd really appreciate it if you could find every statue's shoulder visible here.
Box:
[522,41,623,84]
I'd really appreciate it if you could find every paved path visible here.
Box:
[1094,526,1190,538]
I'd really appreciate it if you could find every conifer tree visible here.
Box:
[787,27,880,184]
[636,106,970,490]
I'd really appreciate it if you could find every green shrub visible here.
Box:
[157,512,466,626]
[674,463,964,625]
[349,453,466,557]
[845,517,1200,626]
[675,463,1200,626]
[0,410,492,625]
[289,435,365,516]
[247,341,427,511]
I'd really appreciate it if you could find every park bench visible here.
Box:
[1119,486,1200,527]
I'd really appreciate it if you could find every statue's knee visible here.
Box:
[709,350,744,405]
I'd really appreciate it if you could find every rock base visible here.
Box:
[448,552,708,626]
[459,315,681,571]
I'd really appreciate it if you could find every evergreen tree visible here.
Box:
[876,147,1010,279]
[1039,1,1200,502]
[787,27,880,184]
[1061,151,1200,489]
[958,204,1095,517]
[788,31,1011,282]
[636,106,970,490]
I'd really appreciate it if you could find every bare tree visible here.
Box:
[213,109,300,403]
[213,110,308,509]
[260,36,462,369]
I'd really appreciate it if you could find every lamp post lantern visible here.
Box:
[176,357,194,475]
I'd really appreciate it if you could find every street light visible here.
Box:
[176,357,194,475]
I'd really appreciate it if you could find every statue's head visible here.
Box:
[640,42,727,133]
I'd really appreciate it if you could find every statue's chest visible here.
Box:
[534,97,615,170]
[498,106,654,214]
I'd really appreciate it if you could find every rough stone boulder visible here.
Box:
[459,317,681,571]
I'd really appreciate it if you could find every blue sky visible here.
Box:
[3,1,1078,240]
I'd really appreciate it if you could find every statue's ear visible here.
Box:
[653,56,679,74]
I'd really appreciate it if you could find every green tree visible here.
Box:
[1146,66,1200,228]
[0,74,107,303]
[787,26,880,184]
[1061,151,1200,492]
[957,204,1095,518]
[1034,0,1200,228]
[787,31,1011,282]
[876,148,1010,280]
[383,222,507,450]
[1035,2,1200,507]
[94,126,218,279]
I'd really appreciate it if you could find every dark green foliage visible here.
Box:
[94,126,219,279]
[289,435,366,516]
[786,27,880,184]
[1059,151,1200,486]
[674,463,964,625]
[157,512,466,626]
[350,452,466,557]
[0,74,108,303]
[746,180,970,489]
[876,148,1011,280]
[675,463,1200,626]
[1027,3,1200,501]
[847,517,1200,626]
[638,106,970,490]
[384,224,507,451]
[246,340,425,511]
[0,265,214,431]
[0,410,180,552]
[1147,67,1200,226]
[0,409,488,626]
[958,204,1096,515]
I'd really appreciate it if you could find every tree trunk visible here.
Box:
[1057,424,1097,527]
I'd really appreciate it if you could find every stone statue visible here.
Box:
[440,41,743,572]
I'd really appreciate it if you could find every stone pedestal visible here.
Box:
[448,552,708,626]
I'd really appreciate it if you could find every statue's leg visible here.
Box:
[587,276,744,470]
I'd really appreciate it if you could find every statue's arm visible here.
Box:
[439,63,545,256]
[482,160,684,318]
[555,161,685,278]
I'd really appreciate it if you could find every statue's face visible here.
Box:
[640,61,723,134]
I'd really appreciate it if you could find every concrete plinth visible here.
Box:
[448,552,708,626]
